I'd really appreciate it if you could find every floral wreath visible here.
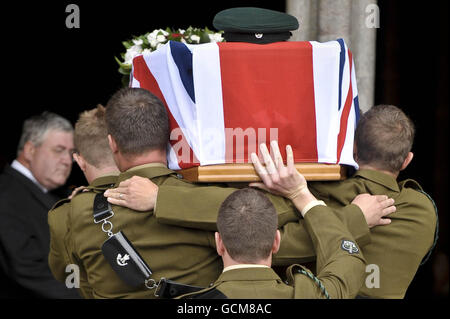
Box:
[115,26,224,83]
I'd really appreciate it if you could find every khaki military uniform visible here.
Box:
[48,174,117,299]
[179,205,366,299]
[155,184,370,265]
[50,164,223,299]
[155,169,437,298]
[309,169,437,298]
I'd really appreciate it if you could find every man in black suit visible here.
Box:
[0,112,79,298]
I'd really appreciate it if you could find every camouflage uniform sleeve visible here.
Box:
[297,205,366,298]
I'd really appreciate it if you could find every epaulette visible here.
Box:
[399,178,423,191]
[286,264,330,299]
[51,198,71,210]
[71,184,115,199]
[50,183,115,210]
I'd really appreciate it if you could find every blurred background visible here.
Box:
[1,0,447,299]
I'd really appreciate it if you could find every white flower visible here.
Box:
[147,30,158,42]
[156,34,166,43]
[124,45,142,64]
[132,38,143,46]
[181,37,187,44]
[142,48,152,55]
[149,38,158,48]
[160,29,169,36]
[190,35,200,43]
[179,29,185,34]
[208,33,223,43]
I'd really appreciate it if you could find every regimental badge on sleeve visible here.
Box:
[341,240,359,254]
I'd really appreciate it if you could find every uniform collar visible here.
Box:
[91,174,118,187]
[116,163,175,185]
[354,169,400,192]
[216,267,282,283]
[223,264,270,273]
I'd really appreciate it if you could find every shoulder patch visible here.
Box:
[341,239,359,254]
[51,198,71,210]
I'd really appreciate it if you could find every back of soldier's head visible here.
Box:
[74,105,115,169]
[105,87,169,155]
[355,104,415,173]
[217,188,278,264]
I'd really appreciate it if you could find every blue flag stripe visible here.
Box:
[169,41,195,103]
[354,96,360,126]
[337,38,346,111]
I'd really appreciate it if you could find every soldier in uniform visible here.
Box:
[177,151,366,299]
[105,105,436,298]
[48,105,119,298]
[48,88,226,298]
[304,105,438,298]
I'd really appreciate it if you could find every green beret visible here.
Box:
[213,7,299,44]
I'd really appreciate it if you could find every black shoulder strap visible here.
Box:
[93,192,114,223]
[155,278,206,298]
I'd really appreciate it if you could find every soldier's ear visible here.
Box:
[400,152,414,171]
[108,134,118,154]
[272,230,281,254]
[73,153,86,173]
[215,232,225,257]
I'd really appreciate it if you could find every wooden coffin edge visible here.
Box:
[178,163,347,182]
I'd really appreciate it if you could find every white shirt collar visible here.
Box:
[11,160,48,193]
[222,264,270,273]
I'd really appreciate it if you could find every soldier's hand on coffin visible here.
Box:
[104,175,158,211]
[250,141,316,212]
[351,193,396,228]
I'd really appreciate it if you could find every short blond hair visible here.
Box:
[74,105,115,168]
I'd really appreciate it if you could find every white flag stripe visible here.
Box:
[142,44,198,169]
[338,53,359,168]
[311,40,341,164]
[165,44,201,156]
[192,43,226,165]
[166,144,181,170]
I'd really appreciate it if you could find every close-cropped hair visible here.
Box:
[74,105,114,168]
[105,87,169,155]
[217,188,278,263]
[355,104,415,173]
[17,111,73,156]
